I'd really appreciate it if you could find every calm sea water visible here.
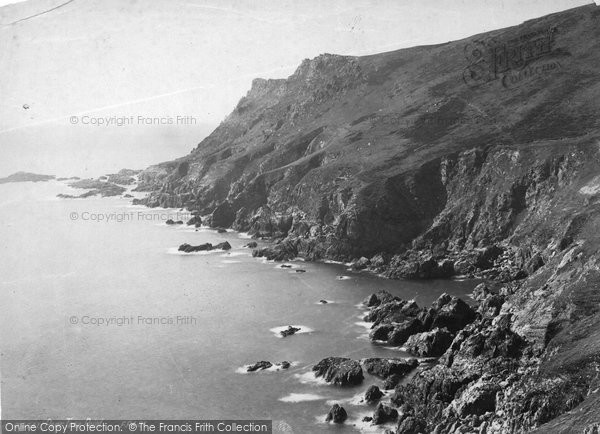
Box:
[0,181,477,432]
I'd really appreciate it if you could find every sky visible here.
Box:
[0,0,593,177]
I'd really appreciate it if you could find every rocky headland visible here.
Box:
[0,171,55,184]
[130,5,600,433]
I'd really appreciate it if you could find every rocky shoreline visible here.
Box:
[113,5,600,432]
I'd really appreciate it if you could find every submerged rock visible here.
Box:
[325,404,347,423]
[313,357,364,386]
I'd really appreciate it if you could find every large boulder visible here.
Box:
[405,328,454,357]
[313,357,364,386]
[372,403,398,425]
[364,385,384,403]
[325,404,347,423]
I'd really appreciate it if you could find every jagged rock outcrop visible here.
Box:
[312,357,364,386]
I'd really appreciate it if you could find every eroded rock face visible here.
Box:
[313,357,364,386]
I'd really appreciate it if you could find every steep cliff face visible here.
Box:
[137,5,600,258]
[136,5,600,432]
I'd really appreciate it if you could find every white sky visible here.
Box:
[0,0,594,176]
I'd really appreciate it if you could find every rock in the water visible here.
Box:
[319,299,328,304]
[372,403,398,425]
[325,404,347,423]
[178,243,213,252]
[365,385,384,403]
[280,325,301,337]
[313,357,364,386]
[404,328,454,357]
[362,416,373,422]
[279,361,290,369]
[216,227,227,233]
[247,361,272,372]
[186,215,202,227]
[214,241,232,250]
[244,241,258,248]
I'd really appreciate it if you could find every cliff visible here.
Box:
[135,4,600,432]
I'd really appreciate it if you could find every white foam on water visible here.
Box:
[279,393,327,403]
[237,232,253,239]
[336,275,352,280]
[294,371,328,386]
[220,251,250,257]
[221,260,241,264]
[270,325,314,338]
[355,321,372,330]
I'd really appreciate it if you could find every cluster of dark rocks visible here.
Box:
[320,285,529,431]
[365,290,476,357]
[246,360,290,372]
[178,241,231,253]
[165,219,184,225]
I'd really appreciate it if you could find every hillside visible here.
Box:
[135,4,600,433]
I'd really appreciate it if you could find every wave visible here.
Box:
[279,393,327,403]
[293,371,328,386]
[220,251,251,257]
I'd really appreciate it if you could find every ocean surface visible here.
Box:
[0,181,477,432]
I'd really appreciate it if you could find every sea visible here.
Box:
[0,180,477,433]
